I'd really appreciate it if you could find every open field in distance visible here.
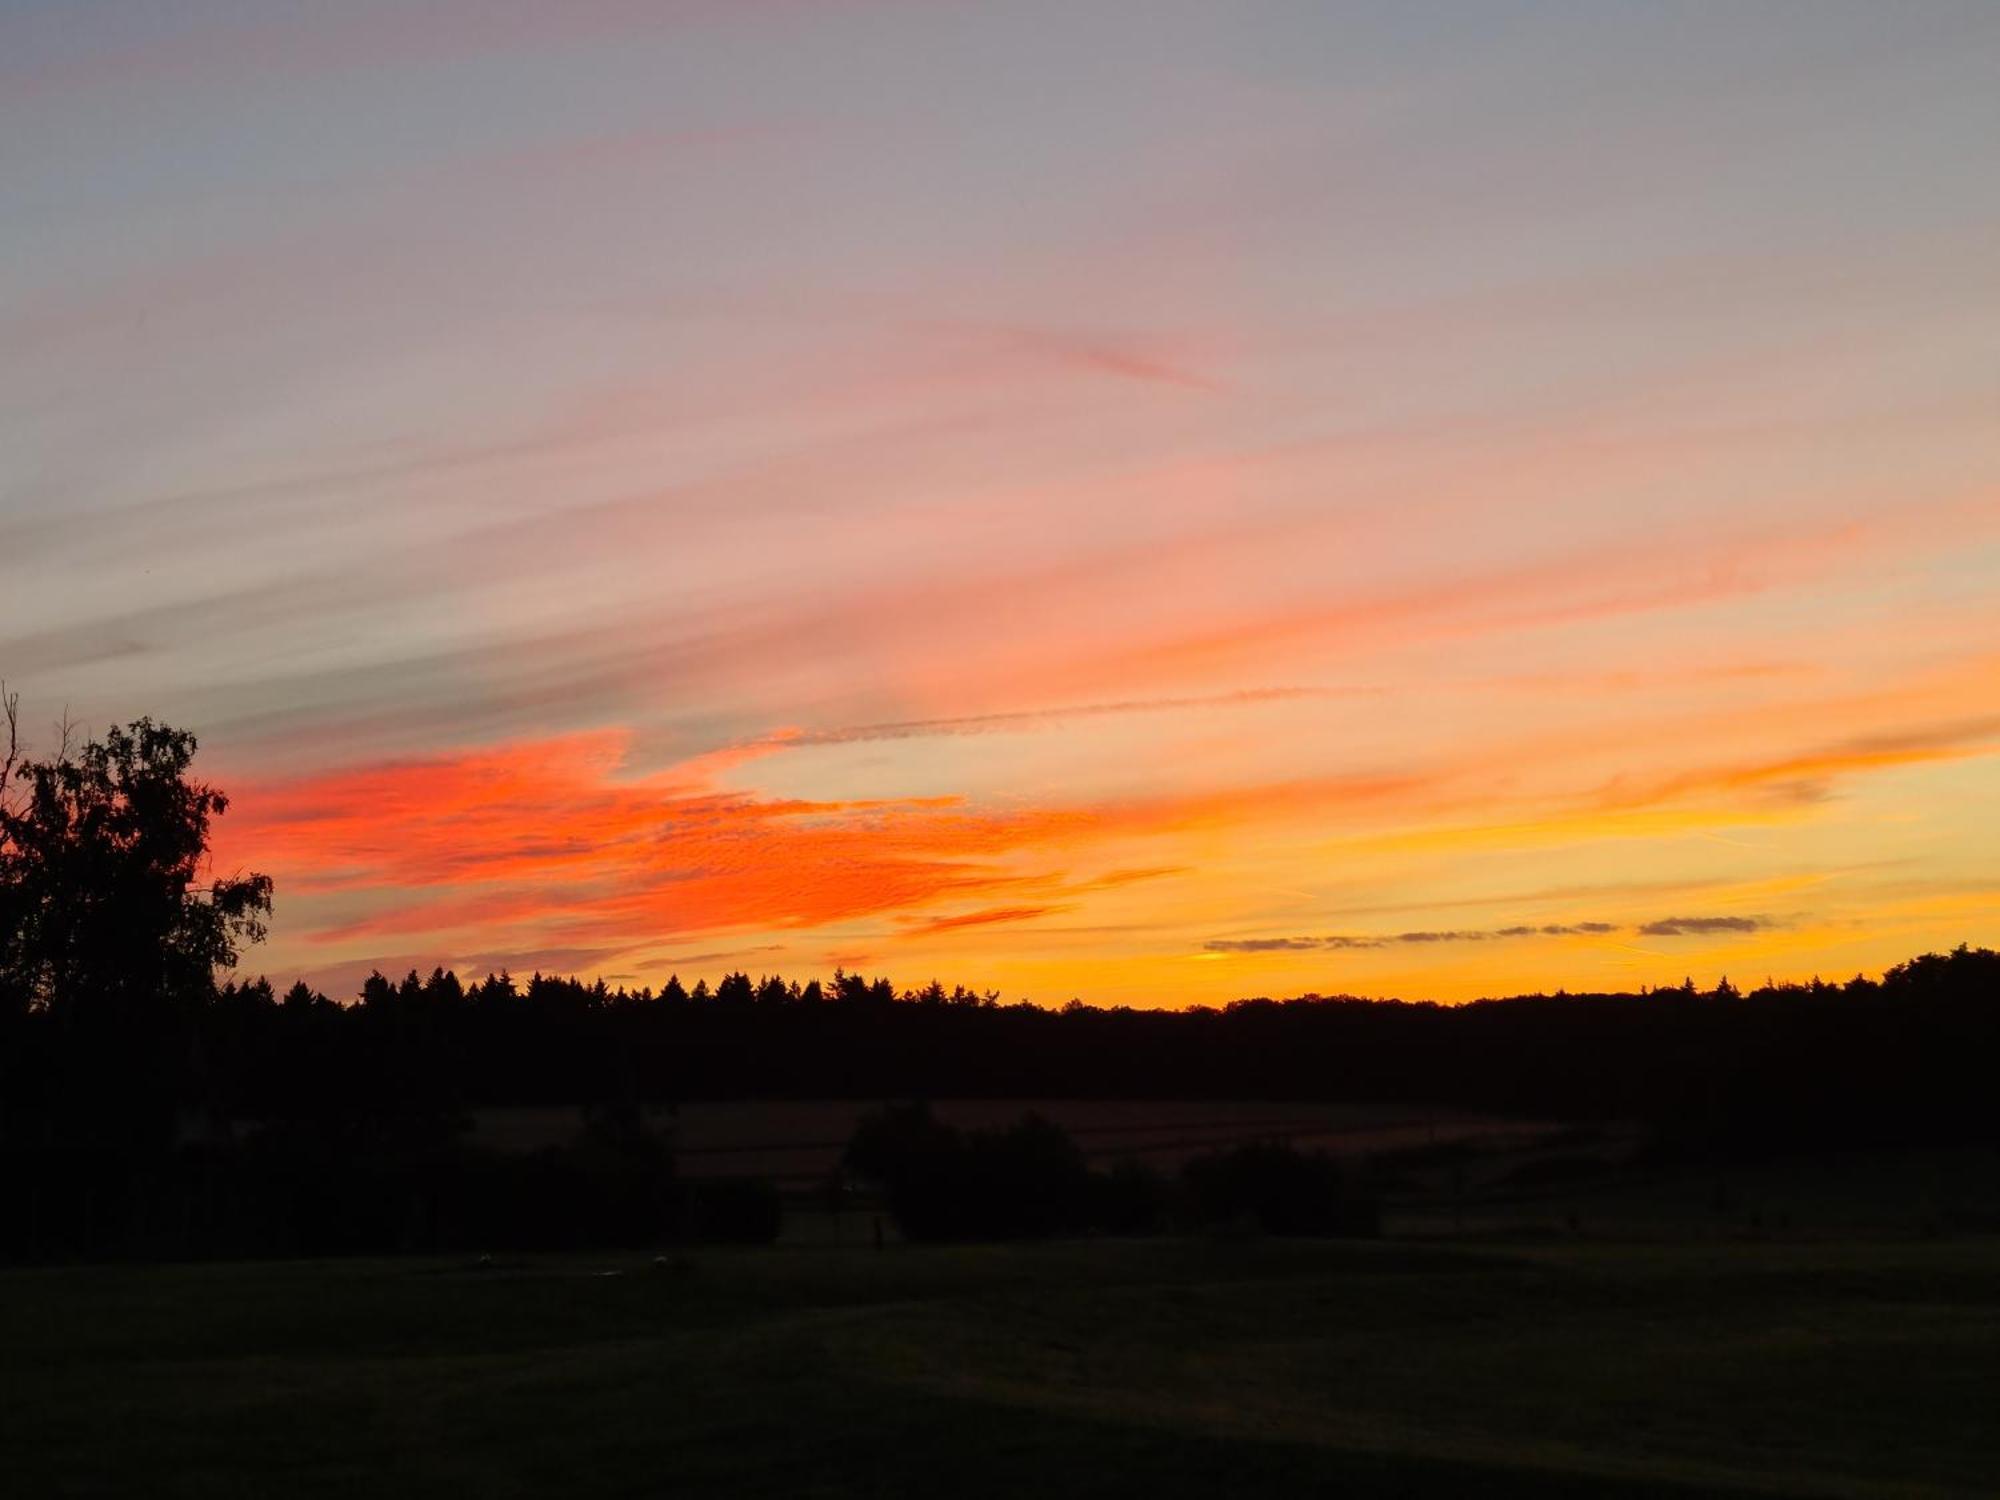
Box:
[466,1099,1541,1188]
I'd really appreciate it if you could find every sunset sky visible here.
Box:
[3,1,1997,1004]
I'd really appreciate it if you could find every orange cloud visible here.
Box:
[218,726,1447,957]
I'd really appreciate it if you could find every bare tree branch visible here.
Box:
[0,679,19,818]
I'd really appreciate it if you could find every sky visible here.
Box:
[3,1,1997,1005]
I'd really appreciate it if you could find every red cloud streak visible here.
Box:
[215,729,1421,951]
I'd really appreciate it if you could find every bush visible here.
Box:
[1497,1155,1612,1191]
[845,1103,1101,1242]
[675,1177,782,1245]
[1182,1141,1378,1237]
[1092,1159,1169,1236]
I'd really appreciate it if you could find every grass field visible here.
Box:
[6,1206,2000,1498]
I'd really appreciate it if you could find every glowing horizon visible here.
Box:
[5,2,1998,1004]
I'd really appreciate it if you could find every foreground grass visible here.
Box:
[4,1234,1999,1498]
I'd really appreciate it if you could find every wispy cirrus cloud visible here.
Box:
[974,323,1221,392]
[1635,916,1775,937]
[0,1,810,105]
[1608,711,2000,811]
[1206,916,1810,955]
[903,906,1067,936]
[1097,494,2000,694]
[759,688,1330,747]
[140,490,1992,780]
[1206,923,1620,954]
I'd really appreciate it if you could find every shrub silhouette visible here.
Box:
[677,1177,783,1245]
[1182,1141,1378,1237]
[846,1111,1388,1243]
[159,1108,786,1258]
[1092,1158,1170,1236]
[845,1104,1098,1241]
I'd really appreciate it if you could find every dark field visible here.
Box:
[8,1152,2000,1500]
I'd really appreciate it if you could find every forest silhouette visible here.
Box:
[4,708,1996,1259]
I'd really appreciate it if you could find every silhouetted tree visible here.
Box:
[281,980,329,1012]
[0,711,272,1178]
[0,716,271,1027]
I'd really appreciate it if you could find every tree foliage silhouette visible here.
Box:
[0,710,271,1025]
[845,1103,1102,1241]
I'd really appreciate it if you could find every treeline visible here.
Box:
[2,1102,781,1261]
[136,949,2000,1113]
[6,946,1996,1159]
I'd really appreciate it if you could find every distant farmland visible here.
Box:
[466,1099,1547,1189]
